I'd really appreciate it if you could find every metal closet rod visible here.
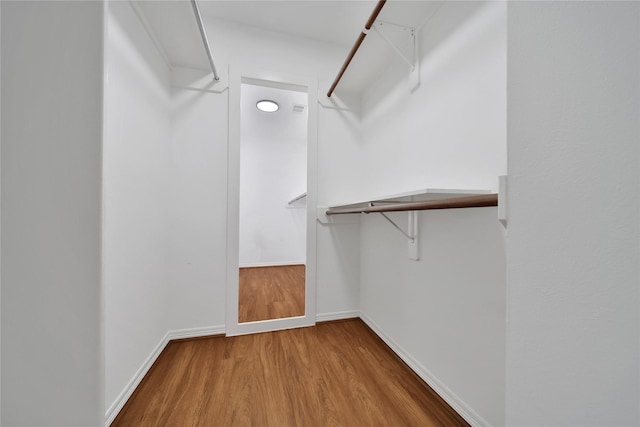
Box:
[191,0,220,81]
[288,192,307,205]
[326,0,387,97]
[325,194,498,216]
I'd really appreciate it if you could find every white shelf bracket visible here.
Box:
[372,21,415,70]
[379,212,414,241]
[377,209,420,261]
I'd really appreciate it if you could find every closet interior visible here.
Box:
[5,1,636,426]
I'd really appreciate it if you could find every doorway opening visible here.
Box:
[226,70,318,336]
[238,82,308,323]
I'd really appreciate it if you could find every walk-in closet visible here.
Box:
[1,1,638,426]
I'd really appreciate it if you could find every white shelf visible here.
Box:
[327,188,492,209]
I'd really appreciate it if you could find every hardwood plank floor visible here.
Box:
[112,319,469,427]
[239,265,305,323]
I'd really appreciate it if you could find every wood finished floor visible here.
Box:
[112,319,469,427]
[239,265,305,323]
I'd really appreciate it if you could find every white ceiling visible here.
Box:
[134,0,444,94]
[241,83,308,143]
[135,0,378,70]
[197,1,379,47]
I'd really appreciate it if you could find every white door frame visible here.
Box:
[225,66,318,336]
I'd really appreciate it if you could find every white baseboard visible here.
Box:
[316,310,360,323]
[105,324,225,426]
[239,261,305,268]
[166,325,226,340]
[359,313,490,427]
[105,333,169,426]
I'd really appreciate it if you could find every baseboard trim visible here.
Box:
[166,325,226,341]
[239,261,305,268]
[105,332,169,426]
[359,313,490,427]
[105,324,225,426]
[107,316,485,427]
[316,310,360,323]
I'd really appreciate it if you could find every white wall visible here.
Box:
[506,2,640,425]
[103,0,172,417]
[316,102,362,317]
[239,84,307,267]
[168,17,362,328]
[361,1,506,197]
[169,82,229,330]
[0,1,104,425]
[360,209,506,426]
[357,2,507,426]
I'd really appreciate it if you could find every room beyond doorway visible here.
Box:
[226,70,318,337]
[238,82,308,325]
[239,265,305,323]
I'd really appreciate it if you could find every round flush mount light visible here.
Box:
[256,100,279,113]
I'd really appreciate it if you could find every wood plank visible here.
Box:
[238,265,305,323]
[111,319,469,427]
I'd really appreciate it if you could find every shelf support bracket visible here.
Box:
[379,212,414,241]
[372,21,416,71]
[375,207,420,261]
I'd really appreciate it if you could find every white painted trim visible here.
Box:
[359,313,490,427]
[105,325,224,426]
[105,333,169,426]
[226,66,318,337]
[239,261,305,269]
[316,310,360,323]
[166,325,226,341]
[105,316,483,426]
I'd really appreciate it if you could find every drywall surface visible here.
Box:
[169,85,229,330]
[316,94,364,208]
[358,2,507,425]
[360,208,506,426]
[506,2,640,425]
[316,104,363,317]
[238,84,307,267]
[360,1,506,198]
[168,17,361,328]
[104,0,172,414]
[0,1,104,425]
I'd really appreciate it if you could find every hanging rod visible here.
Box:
[326,0,387,97]
[326,194,498,216]
[191,0,220,81]
[288,192,307,205]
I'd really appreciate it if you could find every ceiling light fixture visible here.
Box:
[256,100,279,113]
